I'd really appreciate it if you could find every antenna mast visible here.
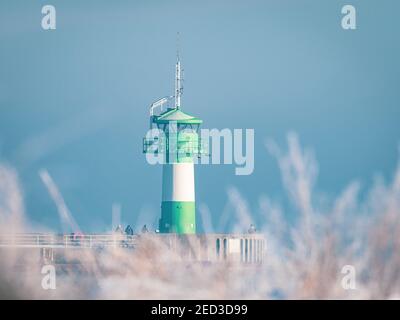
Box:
[175,32,183,109]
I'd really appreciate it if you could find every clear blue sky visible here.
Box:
[0,0,399,232]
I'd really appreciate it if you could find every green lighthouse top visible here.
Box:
[154,108,202,125]
[143,46,208,160]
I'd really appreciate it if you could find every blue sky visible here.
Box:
[0,0,399,232]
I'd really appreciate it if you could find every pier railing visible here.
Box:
[0,233,138,248]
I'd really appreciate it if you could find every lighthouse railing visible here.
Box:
[143,137,209,156]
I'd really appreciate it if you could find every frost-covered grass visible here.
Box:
[1,133,399,299]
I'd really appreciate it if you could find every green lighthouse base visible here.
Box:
[159,201,196,234]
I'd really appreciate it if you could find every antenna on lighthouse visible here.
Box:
[175,32,183,109]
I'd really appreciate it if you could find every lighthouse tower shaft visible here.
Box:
[143,53,205,234]
[161,162,195,233]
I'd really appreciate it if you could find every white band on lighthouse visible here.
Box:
[162,163,195,202]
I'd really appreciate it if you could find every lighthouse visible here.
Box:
[143,51,204,234]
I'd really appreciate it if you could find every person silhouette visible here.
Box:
[115,225,123,234]
[125,225,133,235]
[248,224,256,234]
[141,224,149,233]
